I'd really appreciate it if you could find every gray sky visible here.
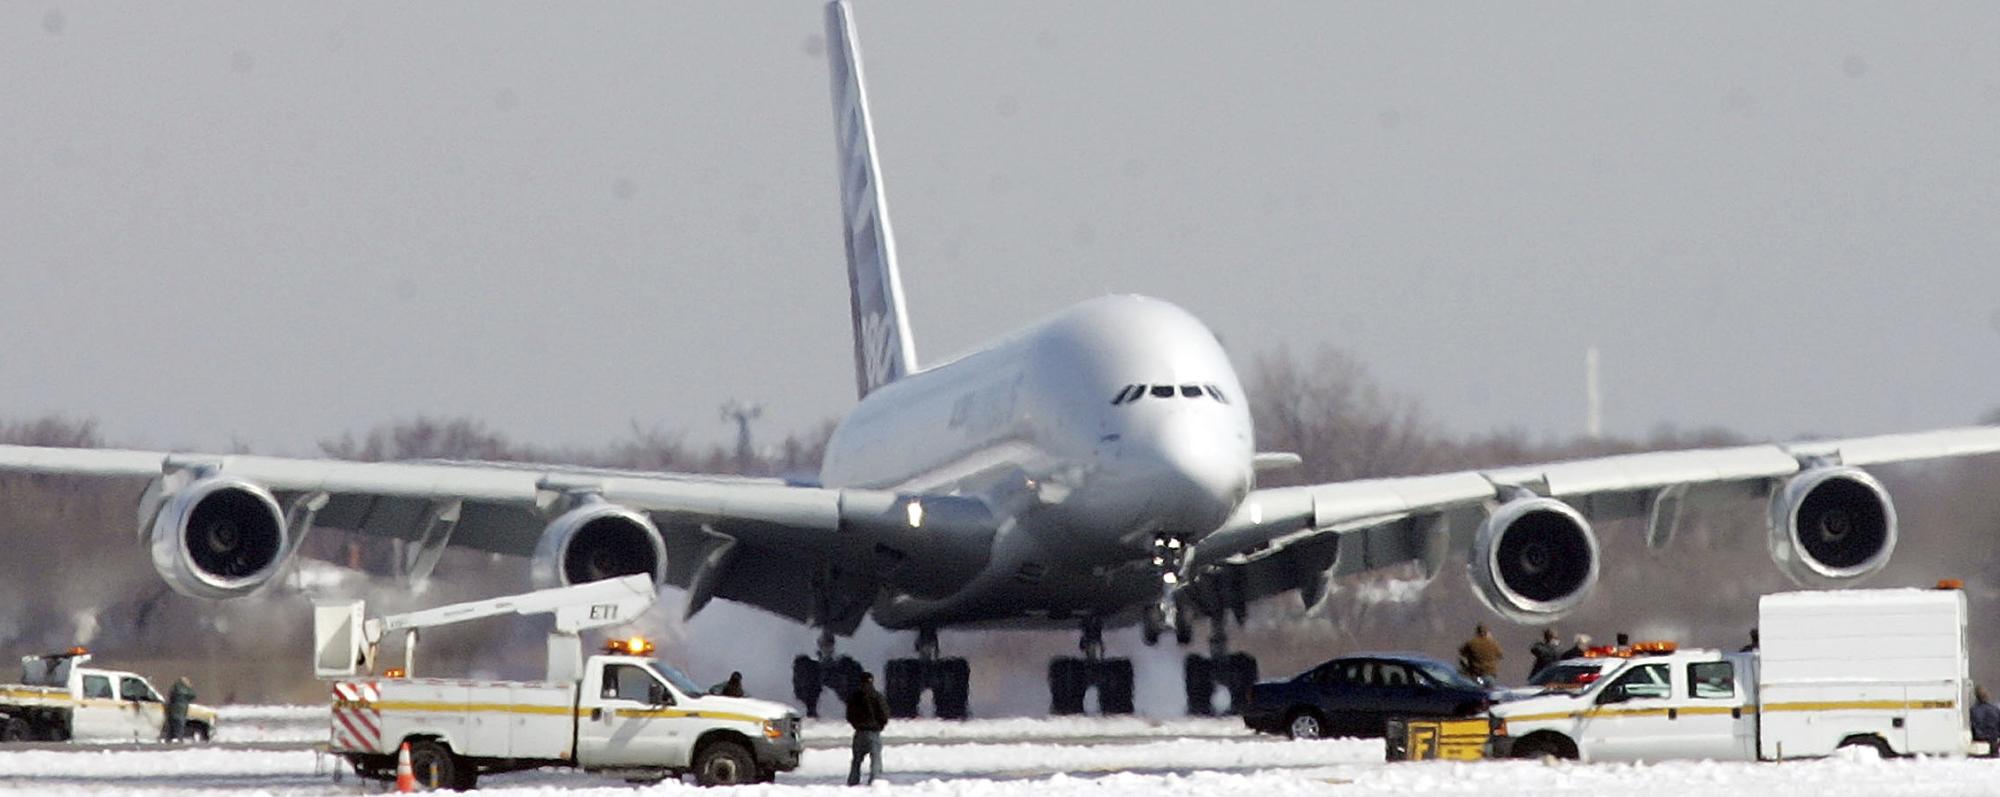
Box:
[3,2,1998,456]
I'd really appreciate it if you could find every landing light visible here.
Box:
[906,499,924,529]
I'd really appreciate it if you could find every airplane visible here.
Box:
[3,0,1999,719]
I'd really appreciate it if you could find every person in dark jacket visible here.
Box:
[162,677,196,742]
[1739,628,1760,652]
[1559,633,1593,660]
[845,672,890,785]
[1528,628,1563,679]
[1972,686,2000,756]
[1457,624,1504,686]
[710,671,746,698]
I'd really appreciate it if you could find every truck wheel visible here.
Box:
[692,739,755,786]
[0,717,27,743]
[186,723,211,743]
[406,740,461,791]
[1511,732,1578,760]
[1285,709,1326,740]
[1838,735,1894,759]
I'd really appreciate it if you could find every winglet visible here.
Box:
[826,0,918,398]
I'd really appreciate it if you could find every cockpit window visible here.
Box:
[1179,385,1201,398]
[1110,385,1140,405]
[1206,384,1229,404]
[1149,385,1174,399]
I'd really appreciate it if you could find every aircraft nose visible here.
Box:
[1138,415,1250,532]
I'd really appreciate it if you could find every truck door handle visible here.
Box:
[1668,708,1678,720]
[590,708,603,721]
[1731,707,1741,719]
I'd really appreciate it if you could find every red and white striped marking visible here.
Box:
[330,681,382,752]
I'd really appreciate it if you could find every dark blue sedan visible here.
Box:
[1241,653,1495,739]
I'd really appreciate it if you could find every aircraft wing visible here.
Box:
[1188,426,2000,617]
[0,445,994,633]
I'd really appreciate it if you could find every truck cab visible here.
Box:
[573,645,802,777]
[1493,646,1756,762]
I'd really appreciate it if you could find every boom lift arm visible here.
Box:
[315,574,658,684]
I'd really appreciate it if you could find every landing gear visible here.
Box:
[884,628,971,720]
[1047,617,1136,716]
[1181,588,1257,716]
[792,629,864,719]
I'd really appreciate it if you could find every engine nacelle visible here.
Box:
[1768,466,1896,586]
[530,500,668,589]
[1468,496,1601,623]
[148,477,290,599]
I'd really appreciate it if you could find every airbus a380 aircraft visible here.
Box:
[5,1,2000,719]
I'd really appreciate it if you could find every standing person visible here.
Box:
[1973,686,2000,756]
[163,677,196,742]
[1457,625,1504,687]
[1528,628,1563,679]
[1560,633,1592,660]
[711,671,746,697]
[1614,633,1631,649]
[1739,628,1760,652]
[845,672,890,786]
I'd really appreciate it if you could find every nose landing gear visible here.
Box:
[791,629,864,720]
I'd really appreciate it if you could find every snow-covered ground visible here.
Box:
[13,710,2000,795]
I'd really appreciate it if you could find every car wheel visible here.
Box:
[693,739,756,786]
[1285,709,1326,740]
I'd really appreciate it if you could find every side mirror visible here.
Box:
[1595,685,1629,705]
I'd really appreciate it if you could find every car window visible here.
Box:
[603,663,668,704]
[119,677,159,702]
[82,675,112,699]
[1378,663,1412,686]
[1688,661,1735,699]
[1343,660,1376,686]
[1607,663,1671,700]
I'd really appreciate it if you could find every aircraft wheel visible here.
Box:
[791,656,823,718]
[1183,654,1215,716]
[885,658,923,718]
[1096,658,1135,715]
[1049,658,1087,715]
[1220,653,1259,715]
[933,658,971,720]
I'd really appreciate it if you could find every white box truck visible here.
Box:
[317,576,803,788]
[1485,586,1977,762]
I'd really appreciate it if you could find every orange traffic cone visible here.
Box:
[395,741,416,792]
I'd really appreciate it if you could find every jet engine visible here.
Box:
[1768,466,1896,586]
[530,500,668,588]
[1468,496,1601,623]
[148,477,290,599]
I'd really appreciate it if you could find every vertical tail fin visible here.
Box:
[826,0,918,398]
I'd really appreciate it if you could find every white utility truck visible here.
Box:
[0,648,217,742]
[1489,586,1977,762]
[317,575,803,789]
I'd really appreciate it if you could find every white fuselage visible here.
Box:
[817,295,1255,628]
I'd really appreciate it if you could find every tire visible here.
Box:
[933,658,971,720]
[1097,659,1135,715]
[1511,732,1578,760]
[405,740,460,791]
[1838,735,1894,759]
[1285,709,1327,740]
[1220,653,1258,715]
[792,655,823,718]
[0,717,27,743]
[885,658,923,718]
[693,739,757,786]
[1049,658,1086,715]
[1184,655,1215,716]
[186,722,212,743]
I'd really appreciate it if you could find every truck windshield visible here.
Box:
[646,661,704,697]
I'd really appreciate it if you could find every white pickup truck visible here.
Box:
[318,576,803,789]
[0,649,216,743]
[1490,587,1977,762]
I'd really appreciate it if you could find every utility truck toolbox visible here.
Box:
[317,576,802,788]
[1471,586,1977,763]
